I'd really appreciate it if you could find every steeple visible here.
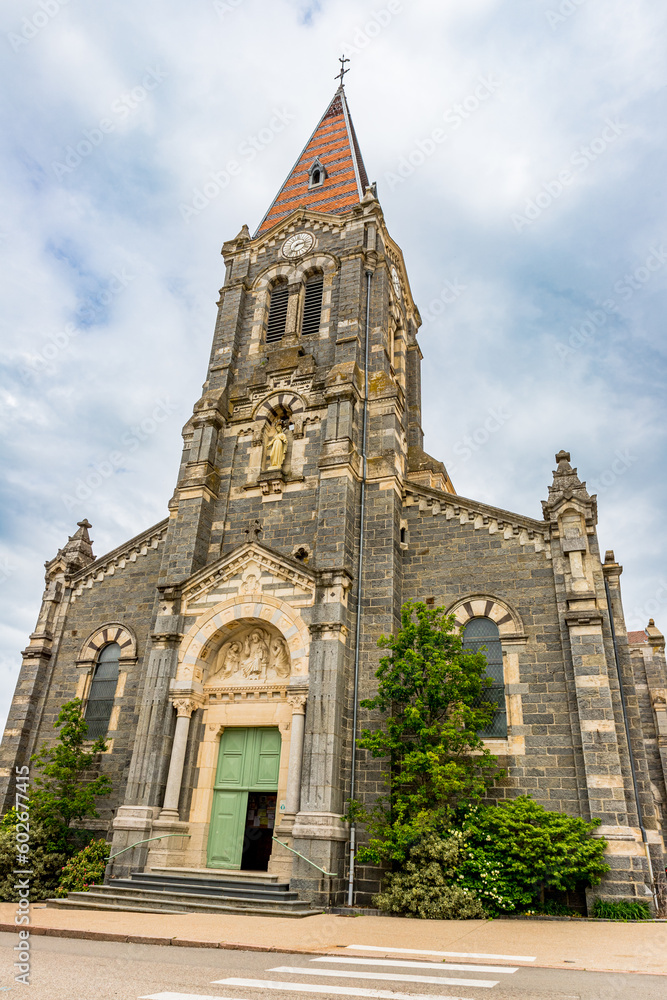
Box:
[254,86,370,237]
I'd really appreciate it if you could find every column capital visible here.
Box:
[287,693,308,714]
[172,697,200,718]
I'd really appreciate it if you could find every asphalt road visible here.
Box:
[0,933,665,1000]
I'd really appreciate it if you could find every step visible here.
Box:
[149,866,281,884]
[134,872,293,893]
[119,876,300,902]
[99,883,311,911]
[46,889,321,918]
[46,898,186,915]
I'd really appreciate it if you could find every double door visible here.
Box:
[207,727,281,871]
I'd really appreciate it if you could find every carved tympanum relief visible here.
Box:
[206,625,291,684]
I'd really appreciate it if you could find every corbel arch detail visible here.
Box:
[77,623,137,668]
[448,596,525,640]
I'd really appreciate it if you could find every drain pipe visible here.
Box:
[347,267,373,908]
[603,575,659,912]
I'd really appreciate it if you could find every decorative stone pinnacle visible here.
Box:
[542,449,597,524]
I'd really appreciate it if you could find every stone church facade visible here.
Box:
[2,85,666,908]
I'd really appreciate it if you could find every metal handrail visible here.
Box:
[272,836,337,877]
[107,833,191,862]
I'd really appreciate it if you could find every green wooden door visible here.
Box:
[207,728,281,869]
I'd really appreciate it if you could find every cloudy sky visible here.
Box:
[1,0,666,736]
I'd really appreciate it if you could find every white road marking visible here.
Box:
[265,966,499,988]
[216,980,478,1000]
[313,956,518,974]
[140,994,236,1000]
[346,944,536,962]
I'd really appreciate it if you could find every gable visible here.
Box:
[181,542,315,616]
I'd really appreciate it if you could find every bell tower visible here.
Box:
[112,81,454,894]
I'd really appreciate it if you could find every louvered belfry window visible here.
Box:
[84,642,120,739]
[266,281,289,343]
[301,274,324,336]
[462,617,508,738]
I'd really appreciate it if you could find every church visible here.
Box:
[2,79,665,910]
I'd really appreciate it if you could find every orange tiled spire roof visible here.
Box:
[254,86,369,237]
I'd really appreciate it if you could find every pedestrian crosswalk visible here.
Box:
[140,943,535,1000]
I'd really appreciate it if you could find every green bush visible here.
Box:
[592,898,651,921]
[0,810,69,902]
[456,797,610,914]
[55,838,110,897]
[373,833,487,919]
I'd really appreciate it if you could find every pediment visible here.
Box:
[181,542,315,615]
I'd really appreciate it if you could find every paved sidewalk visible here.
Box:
[1,902,665,976]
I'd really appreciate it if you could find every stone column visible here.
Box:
[278,694,308,834]
[159,698,198,821]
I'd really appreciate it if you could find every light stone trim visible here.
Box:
[77,623,138,666]
[581,719,616,732]
[405,488,551,557]
[448,596,526,753]
[177,594,311,688]
[182,543,315,610]
[69,523,168,602]
[575,674,611,689]
[448,596,525,639]
[587,774,624,788]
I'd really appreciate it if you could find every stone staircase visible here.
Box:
[46,866,322,918]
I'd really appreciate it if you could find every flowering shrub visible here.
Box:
[373,832,487,919]
[55,838,110,897]
[455,797,609,914]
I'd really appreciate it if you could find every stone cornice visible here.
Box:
[68,519,169,601]
[403,485,550,554]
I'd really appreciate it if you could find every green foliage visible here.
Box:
[0,700,112,902]
[524,899,580,916]
[373,833,487,919]
[0,811,69,902]
[55,838,110,897]
[455,797,609,914]
[592,898,651,921]
[29,699,111,851]
[351,602,503,865]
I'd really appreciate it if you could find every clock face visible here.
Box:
[391,265,402,299]
[281,232,315,259]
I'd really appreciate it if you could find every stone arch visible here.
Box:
[448,595,525,639]
[177,594,311,687]
[252,390,307,442]
[77,623,137,667]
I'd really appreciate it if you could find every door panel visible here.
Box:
[207,789,246,868]
[207,727,282,870]
[253,729,282,787]
[215,728,248,786]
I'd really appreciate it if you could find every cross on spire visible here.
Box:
[335,54,350,86]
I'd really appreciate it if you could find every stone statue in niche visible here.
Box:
[207,625,291,684]
[268,422,288,469]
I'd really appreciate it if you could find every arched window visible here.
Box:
[84,642,120,739]
[301,274,324,336]
[266,280,289,344]
[462,618,507,738]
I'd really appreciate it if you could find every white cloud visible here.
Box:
[1,0,666,733]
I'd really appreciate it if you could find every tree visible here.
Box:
[352,601,503,865]
[0,700,112,901]
[29,699,112,850]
